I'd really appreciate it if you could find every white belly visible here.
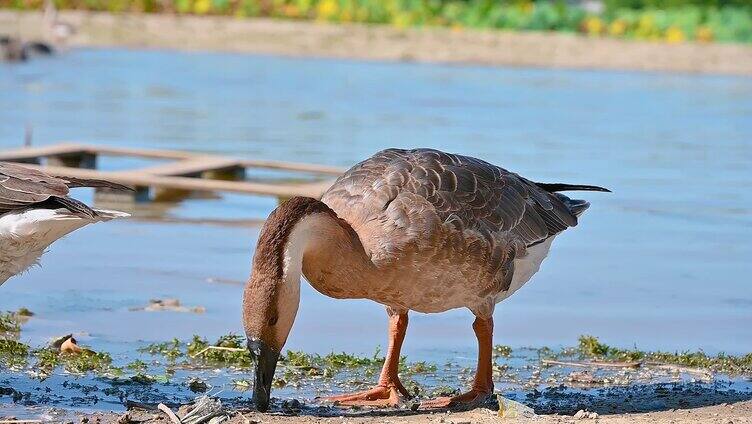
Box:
[495,235,556,303]
[0,208,126,286]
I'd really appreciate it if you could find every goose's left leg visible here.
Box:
[317,308,410,407]
[421,316,494,409]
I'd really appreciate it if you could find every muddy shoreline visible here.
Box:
[12,399,752,424]
[2,10,752,75]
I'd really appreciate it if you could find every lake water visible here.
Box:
[1,48,751,374]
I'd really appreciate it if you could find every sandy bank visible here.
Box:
[2,10,752,75]
[73,400,752,423]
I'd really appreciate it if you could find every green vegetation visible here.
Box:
[577,335,752,375]
[188,334,254,368]
[494,344,513,357]
[0,310,25,335]
[0,339,30,368]
[4,329,752,393]
[138,338,183,361]
[34,347,115,376]
[0,0,750,43]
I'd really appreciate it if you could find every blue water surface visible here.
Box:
[0,49,751,361]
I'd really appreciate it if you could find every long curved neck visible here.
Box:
[245,197,374,350]
[252,197,373,304]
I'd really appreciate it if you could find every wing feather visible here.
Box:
[321,149,582,291]
[0,162,130,216]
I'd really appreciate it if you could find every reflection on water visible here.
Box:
[0,49,751,369]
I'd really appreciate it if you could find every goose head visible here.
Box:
[242,197,340,411]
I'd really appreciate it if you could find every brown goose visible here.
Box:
[0,162,131,286]
[243,148,609,411]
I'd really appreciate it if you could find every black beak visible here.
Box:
[249,339,280,412]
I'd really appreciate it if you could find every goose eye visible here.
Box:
[269,315,279,326]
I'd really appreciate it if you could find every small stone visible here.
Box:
[588,412,599,419]
[574,410,587,419]
[80,418,89,424]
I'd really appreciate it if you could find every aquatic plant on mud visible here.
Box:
[188,334,254,368]
[126,359,149,373]
[138,338,183,361]
[34,347,116,376]
[494,345,513,357]
[0,339,30,368]
[0,310,25,335]
[577,335,752,375]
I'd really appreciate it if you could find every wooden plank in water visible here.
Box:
[91,145,346,175]
[80,144,198,160]
[129,157,244,177]
[238,159,345,176]
[22,164,333,198]
[0,143,87,162]
[0,143,346,175]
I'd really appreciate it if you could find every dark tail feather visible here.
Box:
[49,196,97,218]
[64,177,134,192]
[536,183,611,193]
[561,197,590,217]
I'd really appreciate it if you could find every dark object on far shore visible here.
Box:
[1,36,55,62]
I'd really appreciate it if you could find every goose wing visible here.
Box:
[0,162,130,217]
[321,149,579,290]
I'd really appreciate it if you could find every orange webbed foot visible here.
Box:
[317,383,407,407]
[419,389,493,409]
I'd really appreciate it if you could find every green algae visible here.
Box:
[576,335,752,375]
[0,311,23,334]
[0,339,30,368]
[138,338,183,361]
[189,334,253,368]
[34,347,116,376]
[494,345,513,357]
[126,359,149,373]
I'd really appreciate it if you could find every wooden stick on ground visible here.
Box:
[189,345,246,358]
[542,359,642,369]
[0,421,43,424]
[158,403,182,424]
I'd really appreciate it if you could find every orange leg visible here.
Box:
[421,316,494,409]
[317,309,410,407]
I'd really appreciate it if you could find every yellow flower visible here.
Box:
[193,0,211,14]
[316,0,338,20]
[584,16,604,36]
[635,14,656,39]
[665,26,685,44]
[608,19,627,37]
[392,12,413,29]
[696,26,713,43]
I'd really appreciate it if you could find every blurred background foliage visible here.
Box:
[1,0,751,43]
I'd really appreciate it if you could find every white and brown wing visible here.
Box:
[321,148,585,295]
[0,162,131,217]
